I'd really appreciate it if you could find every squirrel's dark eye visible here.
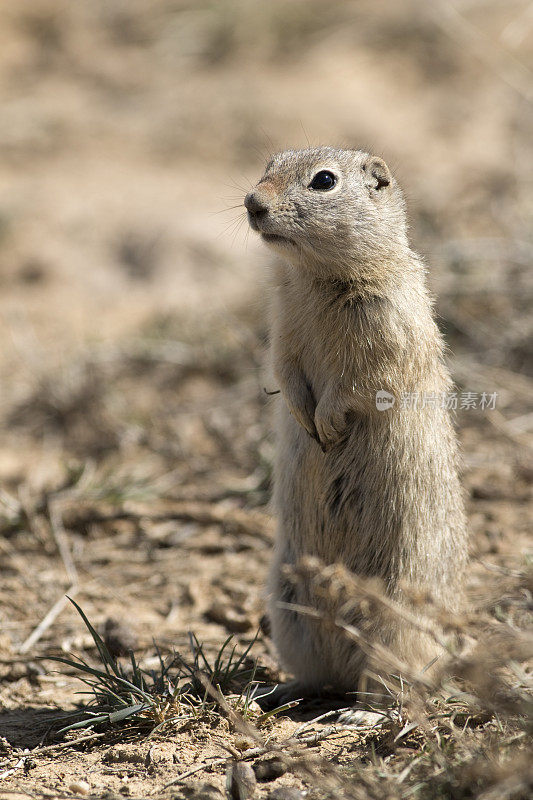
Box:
[309,170,337,191]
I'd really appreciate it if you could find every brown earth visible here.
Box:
[0,2,531,799]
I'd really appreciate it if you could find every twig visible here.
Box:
[48,500,78,585]
[19,585,79,654]
[294,725,348,745]
[0,758,26,781]
[292,708,352,738]
[276,599,435,691]
[31,732,105,756]
[0,732,105,769]
[501,1,533,48]
[161,745,277,791]
[161,756,228,788]
[478,560,526,579]
[195,672,263,744]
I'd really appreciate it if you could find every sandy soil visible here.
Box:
[0,2,531,799]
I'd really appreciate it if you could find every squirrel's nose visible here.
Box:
[244,192,269,218]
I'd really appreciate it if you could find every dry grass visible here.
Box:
[0,1,532,798]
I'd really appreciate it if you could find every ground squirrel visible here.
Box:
[245,147,467,695]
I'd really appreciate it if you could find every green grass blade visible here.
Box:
[57,714,111,734]
[108,703,148,723]
[46,655,125,688]
[67,596,119,676]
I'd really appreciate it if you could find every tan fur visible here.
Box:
[244,147,467,693]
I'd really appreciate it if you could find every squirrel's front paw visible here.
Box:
[280,372,319,443]
[287,400,319,443]
[314,405,349,452]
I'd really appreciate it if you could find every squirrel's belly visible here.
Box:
[274,404,464,581]
[274,401,466,597]
[274,407,390,569]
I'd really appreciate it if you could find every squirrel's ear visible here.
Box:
[362,156,391,191]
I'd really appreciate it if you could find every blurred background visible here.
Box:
[0,0,532,683]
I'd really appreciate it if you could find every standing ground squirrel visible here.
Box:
[245,147,467,694]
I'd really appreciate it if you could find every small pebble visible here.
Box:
[234,737,255,751]
[68,780,91,795]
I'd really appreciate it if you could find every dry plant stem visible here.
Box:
[0,758,26,781]
[195,672,264,744]
[281,560,455,649]
[292,708,352,738]
[277,600,435,691]
[18,497,82,653]
[160,731,357,793]
[160,675,362,792]
[48,499,79,585]
[161,756,229,787]
[0,487,21,515]
[30,732,105,755]
[159,673,266,790]
[0,733,105,769]
[19,584,79,654]
[294,725,347,745]
[163,559,502,791]
[162,664,397,796]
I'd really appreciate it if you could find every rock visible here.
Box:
[102,618,138,657]
[253,756,287,782]
[205,603,252,633]
[226,761,257,800]
[180,783,223,800]
[68,780,91,795]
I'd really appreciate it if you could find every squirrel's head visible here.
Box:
[244,147,408,279]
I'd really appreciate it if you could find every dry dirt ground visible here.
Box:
[0,2,532,799]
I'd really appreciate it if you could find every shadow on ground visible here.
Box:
[0,708,74,749]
